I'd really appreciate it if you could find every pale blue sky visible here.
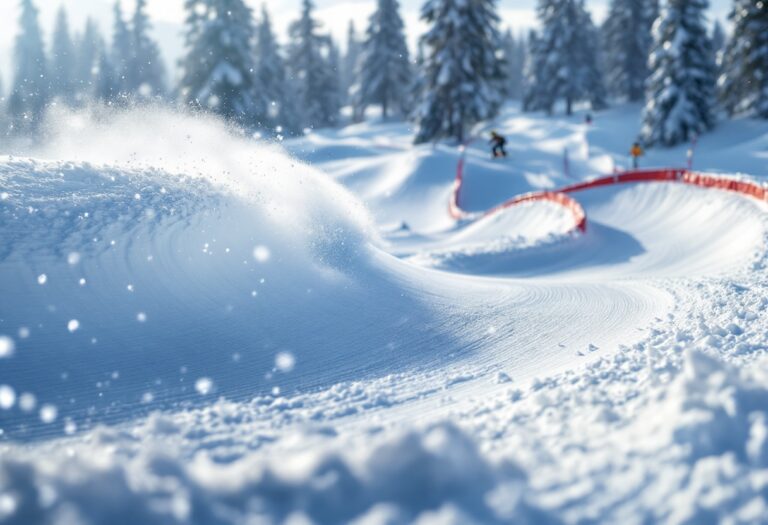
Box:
[0,0,732,88]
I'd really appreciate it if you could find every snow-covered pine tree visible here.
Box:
[127,0,166,99]
[180,0,263,127]
[413,0,506,143]
[522,30,541,111]
[718,0,768,118]
[50,7,77,105]
[354,0,412,119]
[603,0,657,101]
[523,0,606,115]
[255,5,302,134]
[501,30,526,100]
[323,39,343,126]
[287,0,340,129]
[111,1,132,100]
[8,0,49,134]
[641,0,717,146]
[577,4,609,110]
[341,21,362,105]
[94,48,119,104]
[711,21,726,58]
[74,18,104,103]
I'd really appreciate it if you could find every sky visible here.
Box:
[0,0,731,89]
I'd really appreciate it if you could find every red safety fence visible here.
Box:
[486,191,587,233]
[450,148,768,235]
[449,144,588,233]
[559,168,768,202]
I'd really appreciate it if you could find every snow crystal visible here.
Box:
[141,392,155,404]
[252,245,271,263]
[0,336,15,358]
[37,273,47,285]
[0,494,17,518]
[19,393,36,412]
[137,312,147,323]
[79,278,86,286]
[67,319,80,332]
[64,419,77,436]
[0,192,8,200]
[40,404,58,424]
[127,284,135,292]
[195,377,214,395]
[275,351,296,373]
[17,327,29,339]
[138,84,153,98]
[0,386,16,410]
[67,252,81,265]
[272,386,281,396]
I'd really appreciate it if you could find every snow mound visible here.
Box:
[405,201,577,273]
[0,109,462,439]
[0,422,556,524]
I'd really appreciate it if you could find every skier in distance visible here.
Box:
[489,131,507,158]
[630,142,644,169]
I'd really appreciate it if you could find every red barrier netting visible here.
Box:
[451,147,767,235]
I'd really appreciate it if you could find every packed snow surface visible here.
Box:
[1,105,768,523]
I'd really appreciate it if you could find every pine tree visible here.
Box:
[711,21,726,58]
[8,0,49,134]
[523,0,606,115]
[501,30,526,100]
[413,0,506,143]
[74,18,104,103]
[603,0,657,101]
[287,0,340,129]
[522,29,541,111]
[180,0,263,126]
[641,0,717,146]
[94,48,119,103]
[354,0,412,119]
[111,1,133,99]
[323,39,343,125]
[127,0,166,99]
[50,7,77,104]
[718,0,768,118]
[578,5,609,110]
[255,5,302,134]
[341,22,362,105]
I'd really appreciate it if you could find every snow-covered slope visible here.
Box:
[2,105,768,523]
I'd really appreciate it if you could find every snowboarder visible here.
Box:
[585,113,593,125]
[489,131,507,158]
[630,142,644,169]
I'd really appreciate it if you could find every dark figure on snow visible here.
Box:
[630,142,644,169]
[489,131,507,158]
[585,114,593,125]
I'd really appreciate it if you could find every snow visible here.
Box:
[1,103,768,522]
[0,336,14,359]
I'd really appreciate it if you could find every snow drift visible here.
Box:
[2,104,768,524]
[0,109,469,439]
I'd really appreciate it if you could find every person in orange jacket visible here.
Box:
[630,142,644,169]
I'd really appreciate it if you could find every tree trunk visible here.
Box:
[382,97,388,119]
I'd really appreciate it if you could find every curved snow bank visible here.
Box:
[407,200,577,272]
[451,145,586,236]
[0,110,471,439]
[0,422,556,524]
